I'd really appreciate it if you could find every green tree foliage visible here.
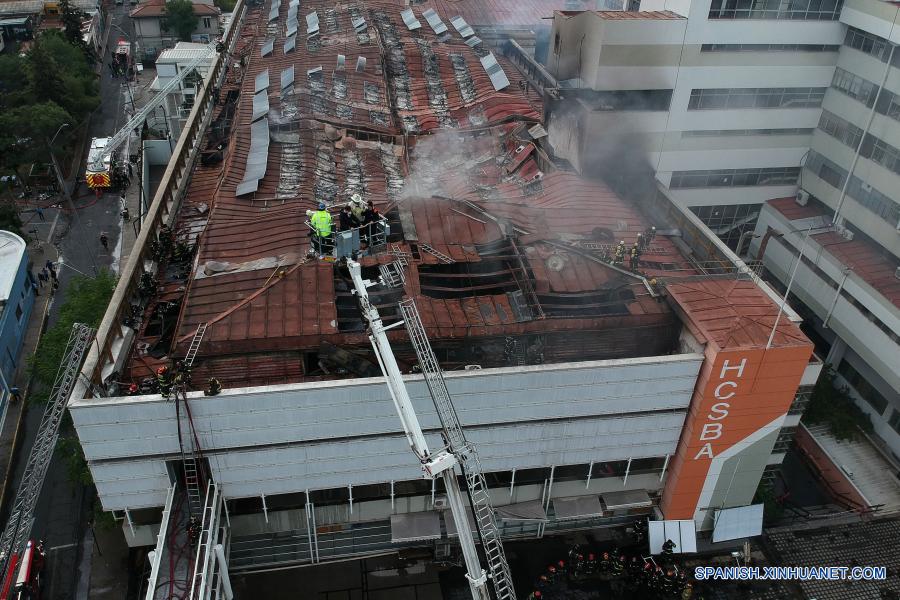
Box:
[58,0,89,55]
[215,0,235,12]
[754,481,784,522]
[56,434,92,485]
[28,270,117,404]
[802,364,873,441]
[164,0,200,41]
[0,30,98,185]
[0,206,24,238]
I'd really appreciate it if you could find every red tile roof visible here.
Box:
[123,0,701,386]
[766,198,900,309]
[130,0,220,18]
[666,279,810,351]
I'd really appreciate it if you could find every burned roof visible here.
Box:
[124,0,701,388]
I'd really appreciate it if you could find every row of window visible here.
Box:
[837,359,891,416]
[831,67,880,107]
[788,386,814,415]
[690,203,760,250]
[670,167,800,188]
[844,26,898,65]
[889,409,900,436]
[805,150,900,226]
[688,87,826,110]
[818,109,863,149]
[701,43,839,53]
[708,0,843,21]
[773,426,798,453]
[682,128,814,137]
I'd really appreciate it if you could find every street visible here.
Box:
[1,2,137,598]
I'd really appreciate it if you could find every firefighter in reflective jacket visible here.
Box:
[307,202,333,257]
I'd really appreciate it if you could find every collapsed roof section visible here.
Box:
[123,0,699,388]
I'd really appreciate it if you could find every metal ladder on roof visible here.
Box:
[378,262,406,288]
[397,299,515,600]
[184,322,208,367]
[175,322,209,519]
[419,242,454,264]
[176,389,206,519]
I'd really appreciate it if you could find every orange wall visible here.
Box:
[661,343,812,519]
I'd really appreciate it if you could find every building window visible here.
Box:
[688,87,826,110]
[844,27,894,63]
[701,43,839,52]
[689,203,760,249]
[708,0,843,21]
[817,110,863,149]
[682,128,813,137]
[14,304,22,322]
[859,134,900,177]
[203,17,211,29]
[553,32,560,55]
[805,151,900,225]
[671,167,800,188]
[831,68,879,107]
[837,360,890,415]
[584,89,673,111]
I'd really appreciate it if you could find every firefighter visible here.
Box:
[157,366,172,399]
[127,383,139,395]
[599,551,611,574]
[546,564,557,585]
[187,516,201,545]
[205,377,222,396]
[307,202,333,258]
[348,193,365,224]
[585,552,598,575]
[526,591,542,600]
[630,247,639,271]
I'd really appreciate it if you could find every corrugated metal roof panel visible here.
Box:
[260,38,274,56]
[422,8,447,34]
[283,34,296,54]
[280,66,295,90]
[400,8,421,30]
[254,69,269,93]
[450,15,474,38]
[306,11,319,35]
[251,90,269,121]
[480,52,510,91]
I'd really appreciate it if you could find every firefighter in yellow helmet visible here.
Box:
[306,202,333,258]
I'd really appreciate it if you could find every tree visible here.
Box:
[28,270,117,404]
[802,364,873,441]
[58,0,88,54]
[28,31,100,119]
[164,0,199,41]
[0,204,24,238]
[0,101,72,188]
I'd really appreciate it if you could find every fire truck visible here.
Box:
[84,40,220,192]
[0,540,45,600]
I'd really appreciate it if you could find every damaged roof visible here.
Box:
[124,0,702,387]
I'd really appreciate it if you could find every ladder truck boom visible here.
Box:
[0,324,95,596]
[86,40,221,175]
[347,260,514,600]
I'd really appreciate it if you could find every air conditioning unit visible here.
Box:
[837,226,854,241]
[433,495,449,510]
[795,190,810,206]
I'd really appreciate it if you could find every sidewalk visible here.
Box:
[0,244,60,513]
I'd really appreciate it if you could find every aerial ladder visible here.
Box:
[85,40,223,189]
[0,324,95,599]
[347,259,515,600]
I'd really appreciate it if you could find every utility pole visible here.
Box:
[48,124,100,275]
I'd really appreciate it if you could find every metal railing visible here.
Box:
[305,218,390,259]
[144,484,178,600]
[74,0,247,401]
[189,480,226,600]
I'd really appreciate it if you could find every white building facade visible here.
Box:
[546,0,845,250]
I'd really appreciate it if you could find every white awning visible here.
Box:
[712,504,764,543]
[444,511,478,539]
[496,500,547,522]
[649,520,697,554]
[552,495,603,520]
[602,489,652,511]
[390,512,441,543]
